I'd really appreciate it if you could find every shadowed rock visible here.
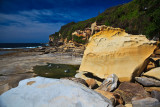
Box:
[132,97,160,107]
[151,91,160,102]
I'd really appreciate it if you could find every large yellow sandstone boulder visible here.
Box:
[79,27,156,82]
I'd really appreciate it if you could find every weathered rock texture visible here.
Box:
[95,89,123,106]
[114,82,150,103]
[151,91,160,102]
[135,77,160,87]
[0,77,113,107]
[79,27,156,81]
[132,97,160,107]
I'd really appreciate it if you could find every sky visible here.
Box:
[0,0,132,43]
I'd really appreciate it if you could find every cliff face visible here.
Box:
[79,27,157,82]
[49,0,160,45]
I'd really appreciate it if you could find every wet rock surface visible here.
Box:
[0,52,82,94]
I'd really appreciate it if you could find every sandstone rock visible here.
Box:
[85,78,97,89]
[143,67,160,80]
[91,21,97,35]
[125,104,133,107]
[98,74,118,91]
[151,90,160,102]
[147,61,155,71]
[154,49,160,55]
[144,87,160,92]
[132,97,160,107]
[135,77,160,86]
[0,83,9,95]
[50,48,57,53]
[73,48,83,53]
[0,77,113,107]
[95,89,123,106]
[79,27,156,82]
[27,81,35,85]
[114,82,150,103]
[75,71,102,86]
[75,71,89,80]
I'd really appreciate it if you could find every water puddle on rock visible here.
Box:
[33,63,80,79]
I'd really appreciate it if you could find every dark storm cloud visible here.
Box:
[0,0,132,43]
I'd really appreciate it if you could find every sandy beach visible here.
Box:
[0,51,82,94]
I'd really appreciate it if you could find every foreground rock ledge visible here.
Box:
[79,27,156,82]
[0,77,113,107]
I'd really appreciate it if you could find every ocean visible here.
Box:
[0,43,46,55]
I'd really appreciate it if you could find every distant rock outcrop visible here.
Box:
[79,27,157,82]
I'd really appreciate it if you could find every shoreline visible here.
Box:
[0,51,82,94]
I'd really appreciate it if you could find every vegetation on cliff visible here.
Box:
[49,0,160,43]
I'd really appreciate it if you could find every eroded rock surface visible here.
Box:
[0,77,113,107]
[95,89,123,106]
[114,82,150,103]
[79,27,156,81]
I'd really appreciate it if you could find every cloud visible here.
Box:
[0,22,64,43]
[0,9,67,43]
[0,7,91,43]
[0,0,132,43]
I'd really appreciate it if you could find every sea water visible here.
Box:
[0,43,46,55]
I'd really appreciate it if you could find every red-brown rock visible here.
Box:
[114,82,150,103]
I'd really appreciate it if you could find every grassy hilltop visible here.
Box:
[50,0,160,42]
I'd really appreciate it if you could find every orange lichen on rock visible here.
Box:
[27,81,35,85]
